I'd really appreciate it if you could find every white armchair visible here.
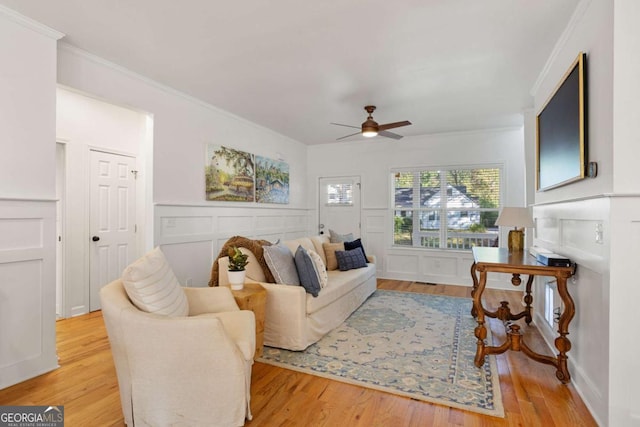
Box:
[100,279,255,427]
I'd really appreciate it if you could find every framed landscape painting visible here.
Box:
[255,155,289,204]
[205,145,255,202]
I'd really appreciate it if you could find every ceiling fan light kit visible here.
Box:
[332,105,411,140]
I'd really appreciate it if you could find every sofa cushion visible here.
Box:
[335,247,368,271]
[121,247,189,317]
[282,237,316,257]
[263,244,300,285]
[344,238,368,262]
[306,263,376,314]
[239,247,266,282]
[329,229,354,243]
[294,245,321,297]
[322,242,345,271]
[308,249,328,288]
[310,235,330,266]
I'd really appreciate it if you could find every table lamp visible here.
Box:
[495,207,535,252]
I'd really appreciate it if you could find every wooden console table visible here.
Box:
[470,247,575,383]
[231,282,267,359]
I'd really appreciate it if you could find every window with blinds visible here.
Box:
[392,167,501,249]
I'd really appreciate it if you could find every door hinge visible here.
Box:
[135,224,137,233]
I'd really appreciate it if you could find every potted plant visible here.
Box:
[227,246,249,290]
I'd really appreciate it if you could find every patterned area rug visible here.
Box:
[258,290,504,418]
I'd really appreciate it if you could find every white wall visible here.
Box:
[533,0,613,205]
[0,7,61,389]
[56,44,311,285]
[530,0,640,425]
[56,87,149,316]
[608,0,640,425]
[0,8,58,199]
[307,127,526,289]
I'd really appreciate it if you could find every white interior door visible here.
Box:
[318,176,361,238]
[90,150,137,311]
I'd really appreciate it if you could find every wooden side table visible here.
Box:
[470,247,576,383]
[230,282,267,359]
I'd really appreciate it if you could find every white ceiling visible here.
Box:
[1,0,580,145]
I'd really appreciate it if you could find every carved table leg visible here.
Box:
[470,262,478,318]
[524,274,534,324]
[554,274,575,384]
[473,268,487,367]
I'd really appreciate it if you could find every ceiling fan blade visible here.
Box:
[330,122,360,130]
[336,131,362,141]
[379,130,404,140]
[378,120,412,131]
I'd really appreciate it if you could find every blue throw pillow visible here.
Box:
[344,238,368,262]
[294,245,321,297]
[335,247,367,271]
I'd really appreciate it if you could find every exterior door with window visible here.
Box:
[89,150,137,311]
[318,176,361,238]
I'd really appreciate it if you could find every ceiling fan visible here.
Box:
[331,106,412,140]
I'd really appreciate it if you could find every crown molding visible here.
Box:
[530,0,592,97]
[58,43,303,146]
[0,5,64,40]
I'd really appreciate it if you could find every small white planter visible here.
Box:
[228,270,246,291]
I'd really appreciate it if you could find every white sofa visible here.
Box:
[218,235,377,351]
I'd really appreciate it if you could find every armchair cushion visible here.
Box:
[121,247,189,317]
[183,286,239,316]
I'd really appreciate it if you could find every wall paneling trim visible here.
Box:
[0,199,58,389]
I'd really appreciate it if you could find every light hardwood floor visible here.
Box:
[0,280,597,426]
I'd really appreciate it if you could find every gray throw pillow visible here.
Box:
[335,247,367,271]
[329,229,354,243]
[294,245,321,297]
[263,244,300,285]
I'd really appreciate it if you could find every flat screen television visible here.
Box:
[536,52,587,191]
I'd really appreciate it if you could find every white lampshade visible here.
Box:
[495,207,535,229]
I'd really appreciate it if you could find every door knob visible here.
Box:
[92,236,100,242]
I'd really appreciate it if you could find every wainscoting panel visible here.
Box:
[420,255,457,278]
[218,215,254,235]
[532,197,611,423]
[0,260,43,366]
[160,216,213,237]
[386,253,420,280]
[0,199,58,389]
[0,218,43,250]
[362,209,387,274]
[159,240,214,287]
[154,204,312,287]
[561,219,605,257]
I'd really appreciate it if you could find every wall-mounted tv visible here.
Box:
[536,52,587,191]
